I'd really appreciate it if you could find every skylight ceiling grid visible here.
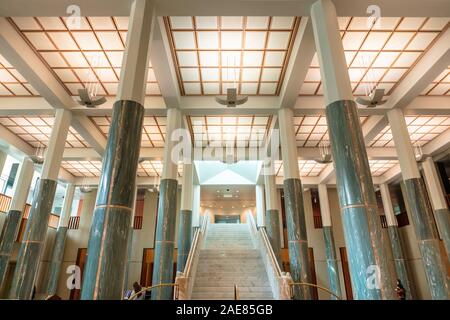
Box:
[369,115,450,147]
[90,116,166,147]
[421,66,450,95]
[10,16,160,96]
[138,160,183,178]
[0,116,89,148]
[299,17,449,96]
[61,160,102,177]
[188,115,272,147]
[0,54,39,96]
[293,115,368,147]
[274,160,328,177]
[369,160,398,176]
[165,16,299,96]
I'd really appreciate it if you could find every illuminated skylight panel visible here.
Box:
[11,16,160,96]
[167,16,298,96]
[274,160,327,177]
[0,54,39,96]
[369,160,398,176]
[61,160,102,177]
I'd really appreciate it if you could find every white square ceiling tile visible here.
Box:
[242,51,263,67]
[197,31,219,49]
[348,68,366,82]
[264,51,285,67]
[105,51,124,67]
[65,83,84,95]
[72,32,102,50]
[37,17,66,30]
[198,51,219,66]
[371,17,401,30]
[261,68,281,81]
[421,18,450,31]
[347,17,372,30]
[23,84,39,95]
[113,17,129,30]
[270,17,294,29]
[184,82,201,94]
[221,16,244,29]
[88,17,116,30]
[221,51,241,67]
[180,68,200,81]
[95,68,117,82]
[61,17,91,30]
[83,52,109,68]
[147,68,156,82]
[96,31,124,50]
[360,32,390,50]
[266,31,290,49]
[344,51,357,66]
[177,51,198,66]
[299,82,319,95]
[406,32,438,50]
[337,17,351,30]
[173,31,196,49]
[103,83,118,95]
[195,16,218,29]
[372,51,399,67]
[342,32,366,50]
[245,31,266,49]
[246,17,269,29]
[40,52,68,67]
[47,32,78,50]
[259,82,277,94]
[351,51,378,67]
[375,82,395,95]
[393,52,421,67]
[201,68,219,81]
[397,17,427,30]
[74,68,96,82]
[12,17,42,30]
[222,82,236,93]
[363,68,386,83]
[240,83,258,95]
[381,68,407,82]
[305,68,321,82]
[4,83,30,95]
[202,82,220,94]
[428,83,450,95]
[222,68,240,81]
[54,69,78,82]
[120,31,127,43]
[241,68,260,81]
[221,31,242,49]
[62,51,89,67]
[24,32,56,50]
[170,16,193,29]
[383,32,415,50]
[146,83,161,95]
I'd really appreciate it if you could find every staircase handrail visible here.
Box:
[246,212,292,300]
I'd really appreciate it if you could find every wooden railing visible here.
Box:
[313,216,323,229]
[133,216,143,230]
[68,216,80,229]
[380,215,388,228]
[0,194,12,213]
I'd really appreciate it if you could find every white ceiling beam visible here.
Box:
[278,17,315,108]
[422,127,450,157]
[0,124,35,159]
[1,0,448,17]
[70,116,107,156]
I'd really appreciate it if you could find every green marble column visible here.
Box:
[151,179,178,299]
[81,101,144,300]
[177,210,192,272]
[0,157,34,289]
[265,209,282,265]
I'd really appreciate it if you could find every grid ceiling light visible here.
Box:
[188,115,272,147]
[165,16,299,96]
[10,16,160,96]
[369,160,398,176]
[0,54,39,96]
[299,17,449,96]
[0,116,89,148]
[274,160,328,177]
[293,115,368,147]
[90,116,167,147]
[369,115,450,147]
[421,66,450,95]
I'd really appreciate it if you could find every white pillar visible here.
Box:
[278,108,299,179]
[264,173,278,211]
[379,183,398,227]
[162,107,182,180]
[58,184,75,228]
[255,184,266,227]
[192,184,201,227]
[9,157,34,212]
[317,184,332,227]
[422,157,448,211]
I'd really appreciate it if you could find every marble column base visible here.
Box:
[46,227,68,296]
[9,178,57,300]
[283,178,312,300]
[0,209,22,287]
[177,209,192,273]
[265,209,282,266]
[81,99,144,300]
[403,178,449,300]
[434,208,450,261]
[323,226,342,300]
[152,178,178,300]
[387,226,413,300]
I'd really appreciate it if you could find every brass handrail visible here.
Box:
[289,282,341,300]
[127,283,179,300]
[234,285,239,300]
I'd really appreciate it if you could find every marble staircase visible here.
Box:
[191,223,274,300]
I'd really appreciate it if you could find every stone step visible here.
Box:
[193,286,272,293]
[194,279,269,287]
[191,292,274,300]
